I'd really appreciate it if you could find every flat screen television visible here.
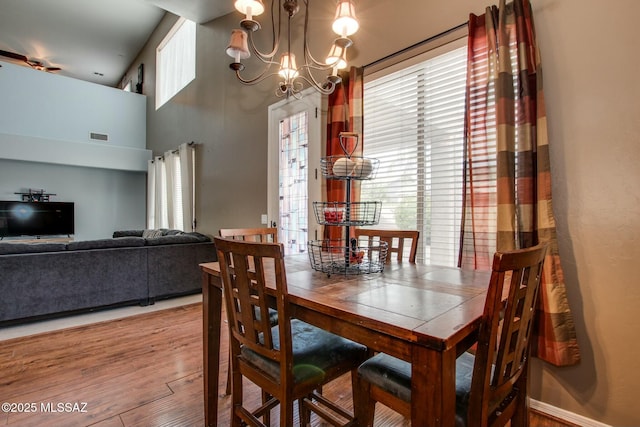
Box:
[0,201,74,238]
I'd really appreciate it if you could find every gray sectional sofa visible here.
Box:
[0,229,216,325]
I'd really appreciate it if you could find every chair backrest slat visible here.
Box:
[355,229,419,264]
[219,227,278,243]
[468,243,548,426]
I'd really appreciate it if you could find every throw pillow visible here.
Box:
[142,229,165,238]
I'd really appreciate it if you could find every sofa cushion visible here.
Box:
[112,230,144,238]
[0,242,67,255]
[144,234,203,246]
[163,229,185,236]
[184,232,211,242]
[67,237,145,251]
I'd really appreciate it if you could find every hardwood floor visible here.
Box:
[0,302,578,427]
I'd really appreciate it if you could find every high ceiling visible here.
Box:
[0,0,234,87]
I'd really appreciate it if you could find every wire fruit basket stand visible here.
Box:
[307,132,388,275]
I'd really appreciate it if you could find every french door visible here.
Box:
[267,89,323,255]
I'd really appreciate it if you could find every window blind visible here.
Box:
[362,44,469,266]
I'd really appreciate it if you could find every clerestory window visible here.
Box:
[155,17,196,109]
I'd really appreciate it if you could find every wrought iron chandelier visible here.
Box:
[225,0,359,98]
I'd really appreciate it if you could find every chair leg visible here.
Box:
[512,361,530,427]
[511,392,530,427]
[230,375,243,427]
[299,395,312,427]
[262,390,271,427]
[225,351,232,395]
[280,396,295,427]
[352,369,375,427]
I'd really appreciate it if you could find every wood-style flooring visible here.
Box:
[0,302,578,426]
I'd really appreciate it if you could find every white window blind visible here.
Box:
[362,42,468,266]
[156,18,196,109]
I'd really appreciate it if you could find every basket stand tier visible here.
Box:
[308,239,388,275]
[308,132,387,275]
[313,201,382,227]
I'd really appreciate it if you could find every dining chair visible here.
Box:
[219,227,278,243]
[218,227,279,394]
[355,229,419,264]
[214,237,370,427]
[354,242,549,427]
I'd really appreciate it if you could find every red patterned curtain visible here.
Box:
[460,0,580,366]
[324,66,364,241]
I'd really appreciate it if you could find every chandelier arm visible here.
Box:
[271,0,279,51]
[234,61,282,85]
[299,62,336,73]
[296,62,338,92]
[276,79,304,98]
[242,0,284,61]
[303,45,331,68]
[292,74,336,95]
[276,84,304,99]
[246,32,281,62]
[301,0,331,68]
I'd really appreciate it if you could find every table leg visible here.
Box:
[412,345,457,427]
[203,271,222,427]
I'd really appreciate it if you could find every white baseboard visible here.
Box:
[530,398,611,427]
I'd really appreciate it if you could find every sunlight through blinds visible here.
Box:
[362,44,469,266]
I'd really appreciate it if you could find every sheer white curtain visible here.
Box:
[155,18,196,109]
[147,142,196,231]
[178,142,196,231]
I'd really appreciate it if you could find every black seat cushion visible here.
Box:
[357,351,475,426]
[241,319,368,384]
[254,307,278,326]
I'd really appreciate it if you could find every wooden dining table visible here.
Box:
[200,254,491,427]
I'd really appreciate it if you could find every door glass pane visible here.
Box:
[279,111,308,255]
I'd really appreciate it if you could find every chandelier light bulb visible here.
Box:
[234,0,265,20]
[325,44,347,70]
[278,53,299,80]
[332,0,359,37]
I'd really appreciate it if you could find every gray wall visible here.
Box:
[0,159,146,241]
[123,0,640,425]
[0,61,147,149]
[0,59,149,241]
[122,9,339,235]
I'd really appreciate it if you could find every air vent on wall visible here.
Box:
[90,132,109,142]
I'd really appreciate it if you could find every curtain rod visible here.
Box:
[152,141,196,162]
[363,22,468,70]
[172,141,196,154]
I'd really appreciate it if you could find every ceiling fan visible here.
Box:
[0,49,61,72]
